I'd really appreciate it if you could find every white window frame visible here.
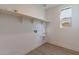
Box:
[60,7,72,28]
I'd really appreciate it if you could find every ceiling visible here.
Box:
[42,4,59,9]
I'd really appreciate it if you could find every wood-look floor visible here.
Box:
[27,43,79,55]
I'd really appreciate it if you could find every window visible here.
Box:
[60,7,72,28]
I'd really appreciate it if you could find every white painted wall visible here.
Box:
[0,5,46,55]
[46,4,79,52]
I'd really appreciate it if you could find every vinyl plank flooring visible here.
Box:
[27,43,79,55]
